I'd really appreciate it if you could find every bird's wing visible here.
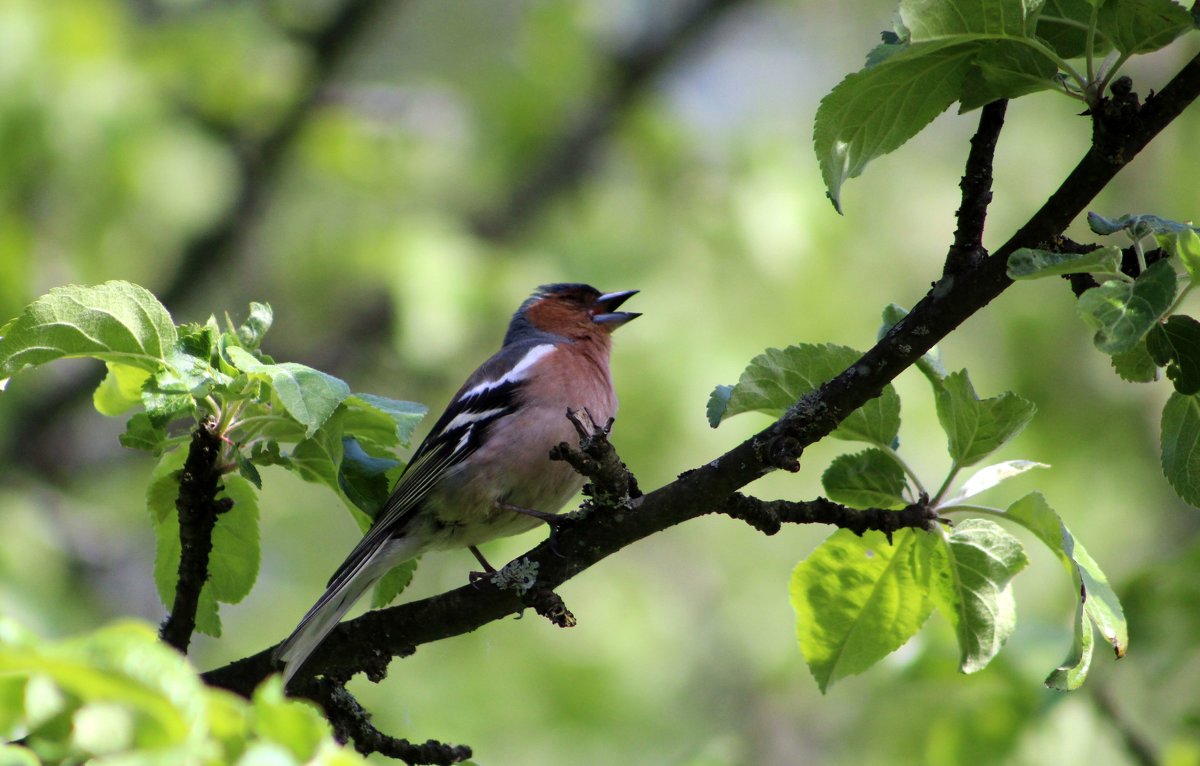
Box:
[321,339,559,588]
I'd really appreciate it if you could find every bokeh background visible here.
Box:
[2,1,1200,764]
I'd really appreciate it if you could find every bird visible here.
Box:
[274,283,639,685]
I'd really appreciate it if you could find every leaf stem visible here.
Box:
[877,442,927,498]
[932,462,961,506]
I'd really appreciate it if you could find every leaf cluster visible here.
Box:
[815,0,1195,210]
[0,619,369,765]
[708,312,1125,692]
[0,282,428,635]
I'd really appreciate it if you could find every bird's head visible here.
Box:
[505,283,639,345]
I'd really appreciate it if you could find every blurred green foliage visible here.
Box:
[2,0,1200,764]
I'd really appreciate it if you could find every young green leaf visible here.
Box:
[225,346,350,437]
[119,413,171,454]
[0,282,177,382]
[1087,211,1197,238]
[235,302,273,350]
[1146,315,1200,395]
[1046,599,1094,690]
[371,560,420,609]
[93,363,152,416]
[959,40,1059,111]
[900,0,1038,39]
[927,518,1029,673]
[1076,259,1177,354]
[1096,0,1193,55]
[339,437,400,516]
[1161,392,1200,507]
[1110,339,1159,383]
[1036,0,1108,59]
[708,344,901,447]
[943,459,1048,505]
[1003,493,1127,686]
[1006,246,1122,280]
[1171,228,1200,284]
[815,39,975,212]
[206,475,260,606]
[345,394,427,449]
[790,529,937,692]
[934,370,1036,467]
[821,449,908,509]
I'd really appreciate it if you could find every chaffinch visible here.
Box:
[275,283,639,685]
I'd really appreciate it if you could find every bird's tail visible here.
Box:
[274,536,422,686]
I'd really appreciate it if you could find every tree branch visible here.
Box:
[718,492,940,543]
[471,0,750,241]
[945,99,1007,276]
[309,679,473,765]
[202,53,1200,703]
[159,420,228,654]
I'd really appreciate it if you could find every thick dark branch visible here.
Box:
[204,52,1200,705]
[310,680,472,765]
[945,99,1007,276]
[159,421,227,654]
[718,492,940,542]
[471,0,749,241]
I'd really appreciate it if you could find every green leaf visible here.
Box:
[251,678,331,762]
[290,413,347,495]
[1087,211,1197,238]
[93,362,151,416]
[928,518,1028,673]
[344,394,427,449]
[207,475,260,605]
[1003,493,1128,687]
[1170,228,1200,285]
[1161,392,1200,506]
[0,746,39,766]
[1110,338,1159,383]
[225,346,350,437]
[934,370,1036,467]
[790,529,937,692]
[821,449,908,509]
[815,39,975,212]
[1076,259,1177,354]
[1046,599,1094,690]
[1147,315,1200,395]
[706,385,734,428]
[944,459,1049,505]
[1037,0,1109,59]
[1096,0,1193,54]
[339,437,399,516]
[119,413,170,454]
[959,39,1059,111]
[371,560,420,609]
[235,450,263,490]
[235,302,273,350]
[1006,246,1122,279]
[0,281,177,382]
[900,0,1037,39]
[709,344,901,447]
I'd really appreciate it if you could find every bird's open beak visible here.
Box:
[592,289,640,328]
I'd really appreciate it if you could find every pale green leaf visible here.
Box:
[1162,392,1200,506]
[0,281,177,381]
[1007,246,1123,279]
[344,394,427,449]
[934,370,1036,466]
[1003,493,1128,684]
[821,449,908,509]
[900,0,1038,39]
[927,518,1029,673]
[1078,260,1177,354]
[1172,228,1200,284]
[815,40,975,212]
[225,346,350,437]
[709,344,901,447]
[207,475,260,605]
[945,459,1049,505]
[1096,0,1193,54]
[93,362,151,416]
[371,560,420,609]
[790,529,937,692]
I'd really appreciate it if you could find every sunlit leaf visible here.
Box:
[934,370,1036,467]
